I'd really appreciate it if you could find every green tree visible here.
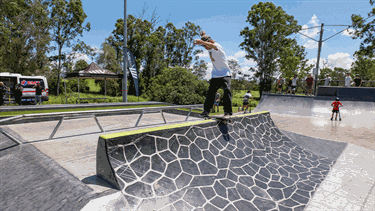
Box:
[49,0,90,95]
[148,67,209,105]
[191,59,208,79]
[96,42,120,72]
[108,16,203,96]
[0,0,51,75]
[240,2,301,97]
[351,0,375,57]
[228,59,241,79]
[351,54,375,84]
[74,59,88,71]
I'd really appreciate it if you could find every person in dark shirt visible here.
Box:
[277,77,283,94]
[15,84,23,105]
[354,74,362,87]
[286,77,293,94]
[0,82,7,106]
[33,83,44,105]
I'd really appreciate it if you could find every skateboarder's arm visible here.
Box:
[194,39,218,50]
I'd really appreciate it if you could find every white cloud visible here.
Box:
[73,52,91,62]
[308,52,354,70]
[233,51,246,59]
[342,28,355,37]
[300,15,321,49]
[303,40,319,49]
[328,52,354,69]
[227,56,239,63]
[204,63,213,80]
[242,58,256,66]
[197,51,209,58]
[301,15,320,40]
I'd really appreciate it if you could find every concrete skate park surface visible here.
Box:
[91,112,344,211]
[1,96,375,211]
[253,94,375,210]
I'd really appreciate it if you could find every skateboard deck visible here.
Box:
[204,115,232,123]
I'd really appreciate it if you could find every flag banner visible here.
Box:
[125,48,139,96]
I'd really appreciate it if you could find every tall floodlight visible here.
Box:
[122,0,128,102]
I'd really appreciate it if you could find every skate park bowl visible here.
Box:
[92,112,339,211]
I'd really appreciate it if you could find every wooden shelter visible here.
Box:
[65,62,122,102]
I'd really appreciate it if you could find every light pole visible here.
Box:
[314,23,324,96]
[122,0,128,102]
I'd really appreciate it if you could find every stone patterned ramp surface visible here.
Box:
[97,112,336,211]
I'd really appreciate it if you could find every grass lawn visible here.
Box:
[1,89,261,117]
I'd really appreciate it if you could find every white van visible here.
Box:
[0,73,49,104]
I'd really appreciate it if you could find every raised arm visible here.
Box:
[194,39,218,50]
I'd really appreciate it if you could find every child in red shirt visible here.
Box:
[331,97,343,121]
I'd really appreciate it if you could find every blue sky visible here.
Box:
[73,0,372,79]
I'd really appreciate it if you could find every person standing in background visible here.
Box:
[344,73,352,87]
[354,74,362,87]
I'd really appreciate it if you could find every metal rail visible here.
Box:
[0,104,203,140]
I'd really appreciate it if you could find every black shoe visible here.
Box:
[199,111,210,118]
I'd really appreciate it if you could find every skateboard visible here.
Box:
[204,115,232,124]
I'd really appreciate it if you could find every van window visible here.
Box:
[0,76,17,88]
[20,78,45,88]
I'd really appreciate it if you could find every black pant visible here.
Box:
[15,94,22,105]
[0,95,4,106]
[204,76,232,115]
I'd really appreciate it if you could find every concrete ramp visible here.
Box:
[253,94,314,116]
[95,112,335,211]
[254,94,375,123]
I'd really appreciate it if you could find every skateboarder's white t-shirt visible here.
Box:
[209,43,231,78]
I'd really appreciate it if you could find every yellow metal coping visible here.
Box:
[100,111,269,140]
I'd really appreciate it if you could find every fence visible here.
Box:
[0,104,203,141]
[265,79,375,94]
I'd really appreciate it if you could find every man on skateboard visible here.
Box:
[194,31,232,119]
[331,97,343,121]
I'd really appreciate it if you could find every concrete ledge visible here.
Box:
[317,86,375,102]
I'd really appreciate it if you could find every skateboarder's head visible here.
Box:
[336,97,340,101]
[201,35,213,42]
[346,72,350,76]
[294,74,297,78]
[247,90,251,93]
[356,74,360,78]
[200,35,214,50]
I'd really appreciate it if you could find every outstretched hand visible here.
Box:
[194,39,202,45]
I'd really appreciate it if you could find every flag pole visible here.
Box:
[122,0,128,102]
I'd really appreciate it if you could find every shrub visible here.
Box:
[147,67,209,105]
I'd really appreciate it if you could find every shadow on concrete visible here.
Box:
[82,175,116,189]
